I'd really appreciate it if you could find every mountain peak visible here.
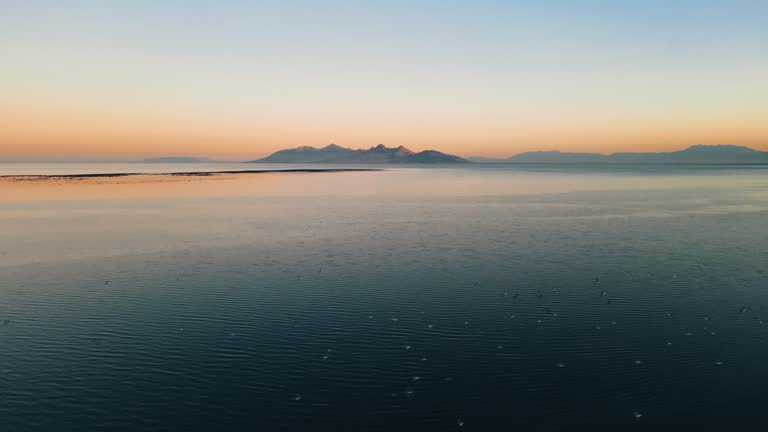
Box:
[322,143,346,150]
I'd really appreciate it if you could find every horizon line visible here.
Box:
[2,143,767,163]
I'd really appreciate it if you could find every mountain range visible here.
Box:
[250,144,468,164]
[145,144,768,165]
[470,145,768,164]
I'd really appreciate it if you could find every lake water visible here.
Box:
[2,163,768,431]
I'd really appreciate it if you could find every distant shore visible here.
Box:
[0,168,381,182]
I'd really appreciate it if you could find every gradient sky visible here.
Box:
[2,0,767,160]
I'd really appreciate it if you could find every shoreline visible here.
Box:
[0,168,384,201]
[0,168,381,181]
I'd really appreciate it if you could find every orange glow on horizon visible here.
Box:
[2,102,766,160]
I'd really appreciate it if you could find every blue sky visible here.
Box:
[2,0,767,159]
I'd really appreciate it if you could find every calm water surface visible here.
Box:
[2,164,768,431]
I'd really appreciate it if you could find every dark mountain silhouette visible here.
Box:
[607,145,767,164]
[250,144,468,164]
[469,145,768,164]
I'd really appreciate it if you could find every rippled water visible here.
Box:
[2,164,768,431]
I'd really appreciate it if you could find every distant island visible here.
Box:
[250,144,468,164]
[470,145,768,164]
[142,157,212,163]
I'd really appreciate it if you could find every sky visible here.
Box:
[1,0,767,161]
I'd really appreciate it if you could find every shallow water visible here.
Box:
[2,164,768,431]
